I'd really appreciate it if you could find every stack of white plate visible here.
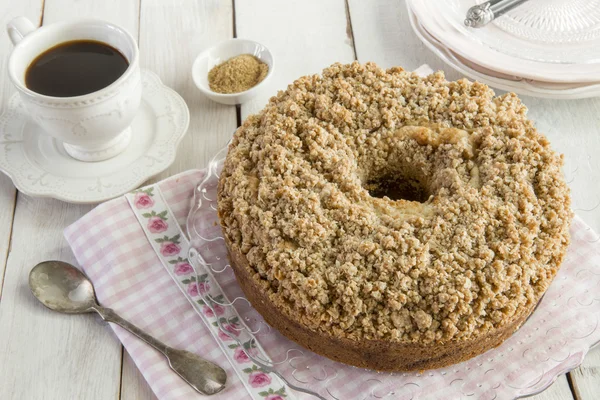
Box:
[407,0,600,99]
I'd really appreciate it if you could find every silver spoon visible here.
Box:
[29,260,227,396]
[464,0,530,28]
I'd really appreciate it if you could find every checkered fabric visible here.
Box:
[65,166,600,400]
[64,170,257,400]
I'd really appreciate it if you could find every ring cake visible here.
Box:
[217,62,572,371]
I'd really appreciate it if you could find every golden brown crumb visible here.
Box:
[218,62,572,344]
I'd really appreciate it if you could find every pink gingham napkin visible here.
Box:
[64,170,258,400]
[64,165,600,400]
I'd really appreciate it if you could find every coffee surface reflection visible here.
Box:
[25,39,129,97]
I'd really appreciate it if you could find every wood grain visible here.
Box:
[0,1,137,399]
[120,351,158,400]
[139,0,236,182]
[347,0,462,79]
[0,197,121,399]
[536,377,581,400]
[0,175,16,297]
[571,349,600,400]
[42,0,139,29]
[0,0,43,297]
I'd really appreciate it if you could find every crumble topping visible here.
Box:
[217,62,572,343]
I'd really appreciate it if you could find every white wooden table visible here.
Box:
[0,1,598,399]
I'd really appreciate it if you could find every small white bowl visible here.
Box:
[192,39,274,105]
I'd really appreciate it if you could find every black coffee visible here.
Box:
[25,40,129,97]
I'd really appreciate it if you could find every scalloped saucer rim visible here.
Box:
[0,69,190,204]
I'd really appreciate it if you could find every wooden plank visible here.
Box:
[0,0,42,297]
[529,376,574,399]
[235,0,356,119]
[0,174,16,297]
[347,0,462,80]
[118,0,236,397]
[43,0,139,30]
[0,197,122,399]
[571,349,600,400]
[120,351,157,400]
[530,377,581,400]
[139,0,236,181]
[0,1,139,399]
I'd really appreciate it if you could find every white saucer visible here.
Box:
[0,69,189,204]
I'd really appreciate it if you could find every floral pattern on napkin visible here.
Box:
[126,186,292,400]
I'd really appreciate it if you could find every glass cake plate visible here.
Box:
[186,147,600,400]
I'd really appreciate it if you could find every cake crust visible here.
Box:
[225,234,535,371]
[217,62,572,370]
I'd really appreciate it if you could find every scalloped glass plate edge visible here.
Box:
[185,137,600,399]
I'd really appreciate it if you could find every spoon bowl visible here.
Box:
[29,260,97,314]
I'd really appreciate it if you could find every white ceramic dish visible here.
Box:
[407,4,600,99]
[443,0,600,64]
[0,70,189,204]
[192,38,274,105]
[409,0,600,83]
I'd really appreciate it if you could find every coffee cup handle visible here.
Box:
[7,16,36,45]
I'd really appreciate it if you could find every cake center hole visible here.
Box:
[364,174,430,203]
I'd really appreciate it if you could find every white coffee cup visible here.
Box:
[6,17,141,162]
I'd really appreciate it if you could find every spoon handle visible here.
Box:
[92,306,227,395]
[93,306,168,353]
[465,0,529,28]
